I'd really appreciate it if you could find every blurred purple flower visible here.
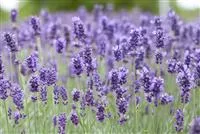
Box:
[189,117,200,134]
[11,9,17,22]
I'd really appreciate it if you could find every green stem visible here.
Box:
[3,101,9,134]
[34,102,37,134]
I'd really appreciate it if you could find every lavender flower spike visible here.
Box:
[174,109,184,132]
[11,9,17,22]
[189,117,200,134]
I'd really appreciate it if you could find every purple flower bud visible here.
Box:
[11,9,17,22]
[155,29,164,48]
[116,97,129,115]
[115,86,127,99]
[189,117,200,134]
[4,33,18,52]
[82,46,95,75]
[10,84,24,110]
[53,85,60,104]
[60,86,68,105]
[29,76,40,92]
[52,115,57,127]
[194,62,200,86]
[134,96,140,106]
[93,4,103,22]
[30,17,41,36]
[54,38,66,54]
[31,96,37,102]
[0,55,4,76]
[118,115,127,125]
[47,23,59,39]
[72,17,86,41]
[113,45,123,61]
[63,25,70,43]
[129,29,140,50]
[13,111,21,124]
[155,52,163,64]
[184,51,192,67]
[8,107,12,119]
[85,89,94,106]
[96,34,107,57]
[118,67,128,85]
[174,109,184,132]
[167,59,177,74]
[134,80,141,93]
[167,10,180,36]
[0,78,11,100]
[20,63,27,76]
[109,69,120,90]
[96,104,105,122]
[176,66,194,103]
[160,93,174,105]
[92,71,103,92]
[58,113,67,134]
[153,16,162,28]
[40,86,47,104]
[39,67,57,86]
[150,77,164,98]
[105,22,115,40]
[25,52,38,73]
[70,110,79,126]
[139,67,153,93]
[71,55,83,76]
[72,88,81,102]
[194,28,200,45]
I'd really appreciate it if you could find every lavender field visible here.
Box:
[0,5,200,134]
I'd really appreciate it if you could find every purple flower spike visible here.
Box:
[72,88,81,102]
[53,85,60,104]
[30,16,41,36]
[70,110,79,126]
[40,86,47,104]
[29,75,40,93]
[71,55,83,76]
[58,113,67,134]
[72,17,86,41]
[60,86,68,105]
[0,55,4,76]
[189,117,200,134]
[96,104,105,122]
[118,67,128,85]
[25,52,39,73]
[54,38,66,54]
[4,33,18,52]
[11,9,17,22]
[85,89,94,106]
[174,109,184,132]
[10,84,24,110]
[0,78,11,100]
[53,115,57,127]
[39,67,57,86]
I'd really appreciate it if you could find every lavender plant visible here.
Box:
[0,5,200,134]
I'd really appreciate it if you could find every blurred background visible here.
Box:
[0,0,199,23]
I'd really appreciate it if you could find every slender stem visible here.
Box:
[36,36,43,64]
[3,101,9,134]
[135,100,138,132]
[193,88,196,117]
[34,101,37,134]
[10,53,13,82]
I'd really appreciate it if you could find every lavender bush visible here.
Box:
[0,6,200,134]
